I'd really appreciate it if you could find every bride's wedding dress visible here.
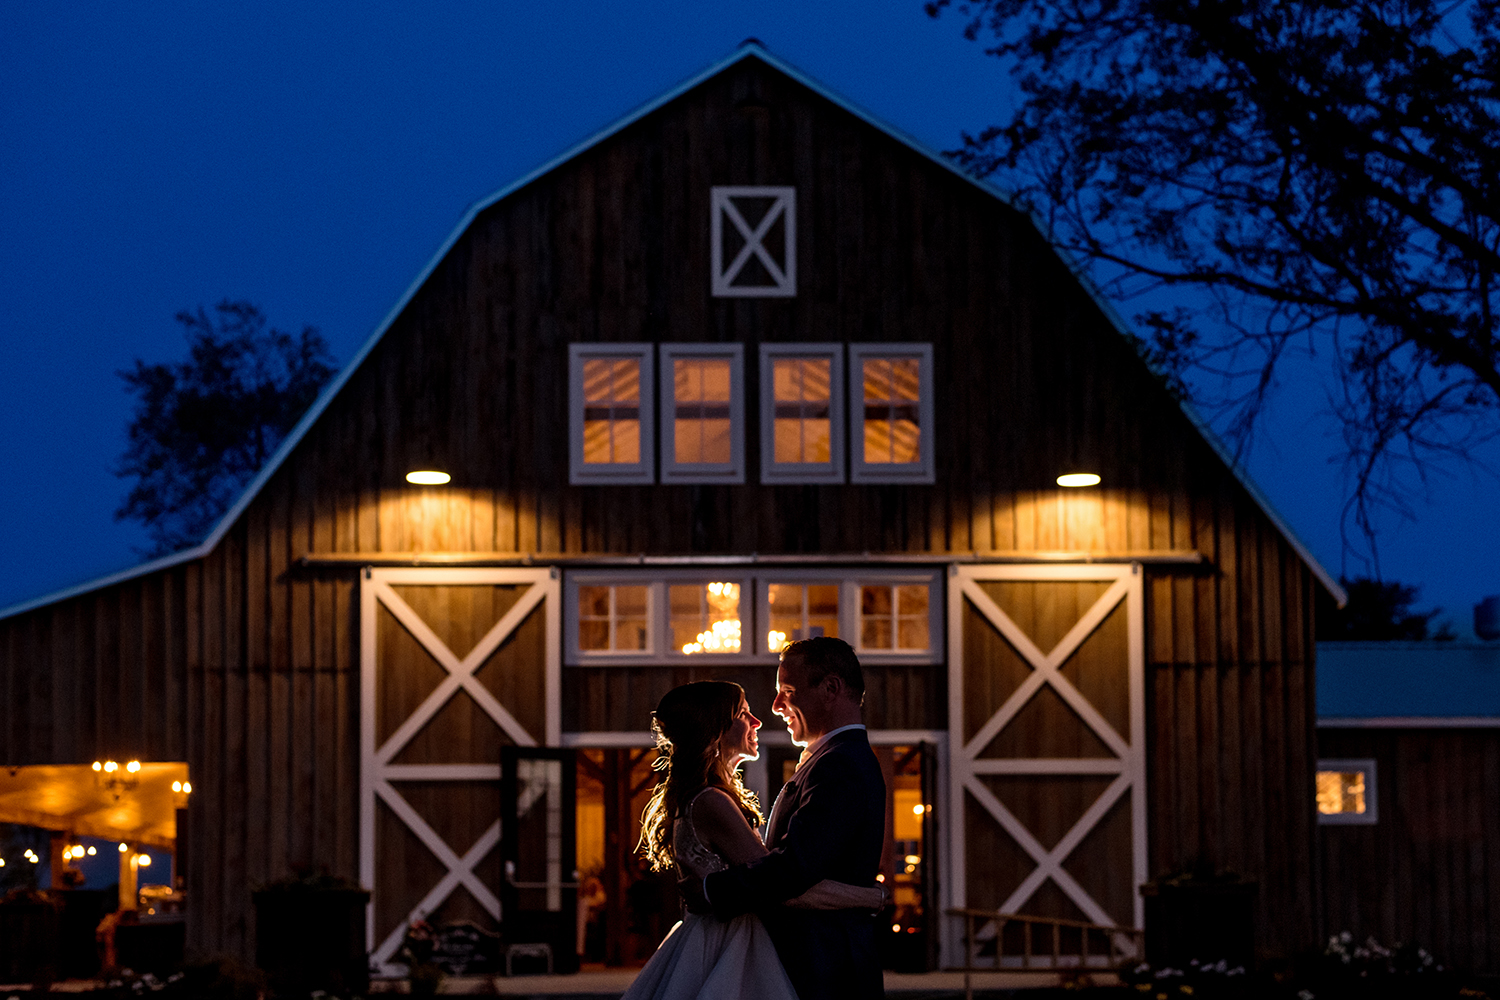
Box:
[620,789,800,1000]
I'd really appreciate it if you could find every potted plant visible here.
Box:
[252,870,369,997]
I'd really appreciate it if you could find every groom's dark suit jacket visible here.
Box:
[705,727,886,999]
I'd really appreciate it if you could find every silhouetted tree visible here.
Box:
[115,300,336,556]
[1318,576,1455,640]
[931,0,1500,563]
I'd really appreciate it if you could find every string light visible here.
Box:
[137,855,151,867]
[87,846,97,856]
[118,843,129,853]
[126,760,141,773]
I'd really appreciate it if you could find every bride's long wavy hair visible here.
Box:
[637,680,762,872]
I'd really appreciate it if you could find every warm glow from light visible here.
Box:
[912,804,924,816]
[892,924,901,933]
[905,854,921,865]
[767,630,788,653]
[103,761,118,773]
[875,873,885,882]
[1057,473,1102,487]
[92,761,103,771]
[172,781,182,792]
[119,843,129,853]
[126,760,141,773]
[87,846,97,856]
[137,854,151,867]
[405,470,451,485]
[28,855,38,864]
[183,782,192,794]
[0,859,5,867]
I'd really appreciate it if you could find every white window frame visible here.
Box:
[659,343,746,484]
[849,570,944,664]
[567,577,656,662]
[752,568,944,665]
[759,343,845,484]
[756,572,848,656]
[711,186,796,297]
[568,343,655,485]
[1317,758,1379,825]
[565,571,758,665]
[849,343,935,485]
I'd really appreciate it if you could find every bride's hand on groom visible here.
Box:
[678,874,712,914]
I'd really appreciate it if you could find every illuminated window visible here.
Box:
[671,582,743,654]
[569,344,654,484]
[849,344,934,483]
[660,344,745,483]
[576,585,649,653]
[711,186,796,297]
[1316,759,1378,825]
[859,583,931,653]
[764,582,841,653]
[760,344,844,483]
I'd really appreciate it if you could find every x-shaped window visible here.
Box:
[711,186,796,297]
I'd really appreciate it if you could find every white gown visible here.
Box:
[621,789,800,1000]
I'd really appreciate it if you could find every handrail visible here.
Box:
[946,908,1145,1000]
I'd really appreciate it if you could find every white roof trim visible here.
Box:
[1319,716,1500,729]
[0,42,1344,621]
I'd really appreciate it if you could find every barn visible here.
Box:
[1316,641,1500,975]
[0,44,1345,976]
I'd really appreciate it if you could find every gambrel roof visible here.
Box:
[0,42,1345,619]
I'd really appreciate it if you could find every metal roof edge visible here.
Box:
[1317,716,1500,729]
[0,42,1343,617]
[0,546,206,620]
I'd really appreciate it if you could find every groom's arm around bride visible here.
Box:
[703,637,887,1000]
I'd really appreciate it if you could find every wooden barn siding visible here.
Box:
[1317,727,1500,974]
[0,57,1318,960]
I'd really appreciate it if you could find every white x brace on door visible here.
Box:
[947,564,1147,932]
[360,567,560,972]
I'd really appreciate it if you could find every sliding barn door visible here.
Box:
[360,568,560,972]
[947,564,1146,937]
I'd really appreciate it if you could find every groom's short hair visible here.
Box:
[783,636,864,705]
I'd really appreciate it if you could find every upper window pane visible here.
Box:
[1316,770,1366,816]
[582,358,642,465]
[773,358,833,464]
[570,344,654,484]
[577,584,649,652]
[672,581,743,654]
[766,582,840,653]
[849,344,934,484]
[859,583,931,653]
[863,357,922,464]
[673,358,733,465]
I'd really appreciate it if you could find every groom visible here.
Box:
[701,636,886,999]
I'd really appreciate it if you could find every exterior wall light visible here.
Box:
[1057,473,1101,487]
[405,470,451,485]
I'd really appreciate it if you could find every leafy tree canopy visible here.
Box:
[1318,576,1455,640]
[930,0,1500,564]
[115,300,336,556]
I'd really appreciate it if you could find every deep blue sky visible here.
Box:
[2,3,1494,633]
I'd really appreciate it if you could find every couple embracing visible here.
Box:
[622,636,886,1000]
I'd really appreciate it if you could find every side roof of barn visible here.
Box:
[0,42,1346,620]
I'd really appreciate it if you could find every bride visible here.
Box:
[622,680,884,1000]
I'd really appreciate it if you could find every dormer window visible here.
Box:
[660,343,745,483]
[569,343,654,484]
[849,343,935,484]
[760,343,845,483]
